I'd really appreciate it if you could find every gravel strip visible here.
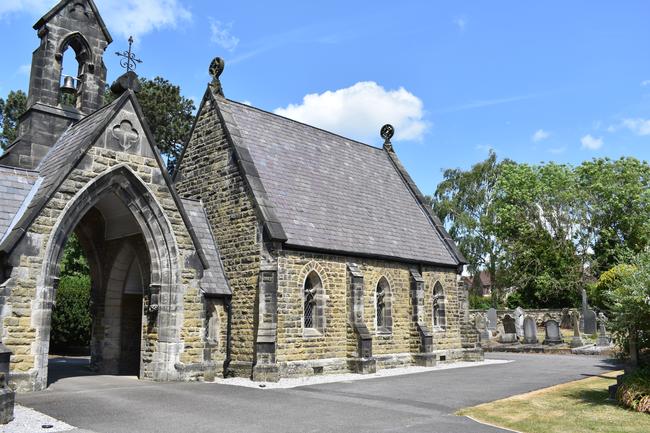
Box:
[213,358,512,389]
[2,404,75,433]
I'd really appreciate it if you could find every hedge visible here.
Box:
[617,367,650,413]
[50,274,91,353]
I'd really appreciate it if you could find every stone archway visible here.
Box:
[29,165,182,390]
[90,239,149,376]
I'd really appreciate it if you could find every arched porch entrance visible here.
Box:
[31,165,182,390]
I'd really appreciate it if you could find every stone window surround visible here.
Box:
[375,276,393,336]
[205,298,221,346]
[55,31,94,109]
[432,281,446,332]
[302,270,326,337]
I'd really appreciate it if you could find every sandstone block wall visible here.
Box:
[276,250,463,374]
[175,96,259,375]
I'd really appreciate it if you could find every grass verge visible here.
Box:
[457,370,650,433]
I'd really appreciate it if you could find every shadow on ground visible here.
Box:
[47,356,97,386]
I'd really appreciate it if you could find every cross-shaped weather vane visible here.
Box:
[115,36,142,72]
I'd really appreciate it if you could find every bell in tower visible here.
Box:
[0,0,112,169]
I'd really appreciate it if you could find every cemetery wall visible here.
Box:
[470,309,567,326]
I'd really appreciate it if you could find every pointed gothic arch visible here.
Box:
[31,164,182,389]
[56,31,95,108]
[302,270,326,335]
[432,281,446,330]
[375,276,393,334]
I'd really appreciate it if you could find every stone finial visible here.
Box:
[209,57,225,97]
[381,124,394,151]
[110,71,141,95]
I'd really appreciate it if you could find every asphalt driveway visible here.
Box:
[17,353,620,433]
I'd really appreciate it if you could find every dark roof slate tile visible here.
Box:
[217,98,458,266]
[0,166,38,242]
[181,198,231,296]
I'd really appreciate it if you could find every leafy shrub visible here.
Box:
[50,274,91,353]
[607,252,650,358]
[590,263,635,310]
[617,367,650,413]
[505,290,525,309]
[469,294,492,309]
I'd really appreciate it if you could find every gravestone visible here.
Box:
[596,312,611,347]
[570,310,585,348]
[514,307,525,338]
[583,309,597,335]
[486,308,497,331]
[543,319,563,345]
[560,308,570,328]
[475,313,491,342]
[523,316,538,344]
[499,314,518,343]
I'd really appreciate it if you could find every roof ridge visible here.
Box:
[223,98,386,153]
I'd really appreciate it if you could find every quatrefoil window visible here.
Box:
[111,120,140,151]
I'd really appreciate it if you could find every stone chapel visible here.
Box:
[0,0,481,392]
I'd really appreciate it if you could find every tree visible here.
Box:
[0,90,27,150]
[60,233,89,277]
[577,157,650,274]
[432,151,504,301]
[493,161,585,307]
[106,76,195,174]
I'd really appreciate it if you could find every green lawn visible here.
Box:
[457,371,650,433]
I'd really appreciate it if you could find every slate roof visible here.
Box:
[0,166,38,242]
[181,198,231,296]
[213,95,462,266]
[0,90,230,296]
[0,96,123,254]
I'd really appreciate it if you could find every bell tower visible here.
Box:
[0,0,112,169]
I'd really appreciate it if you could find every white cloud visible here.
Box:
[581,134,603,150]
[240,100,252,106]
[209,19,239,51]
[100,0,191,39]
[0,0,49,17]
[16,64,30,75]
[531,129,550,142]
[641,80,650,87]
[274,81,428,143]
[0,0,192,39]
[434,93,539,114]
[453,17,467,32]
[621,118,650,136]
[475,144,494,153]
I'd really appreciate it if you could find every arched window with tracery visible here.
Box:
[303,271,325,334]
[376,277,392,334]
[433,281,446,330]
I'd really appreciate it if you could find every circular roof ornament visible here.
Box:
[380,124,394,141]
[209,57,225,80]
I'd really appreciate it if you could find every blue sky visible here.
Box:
[1,0,649,195]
